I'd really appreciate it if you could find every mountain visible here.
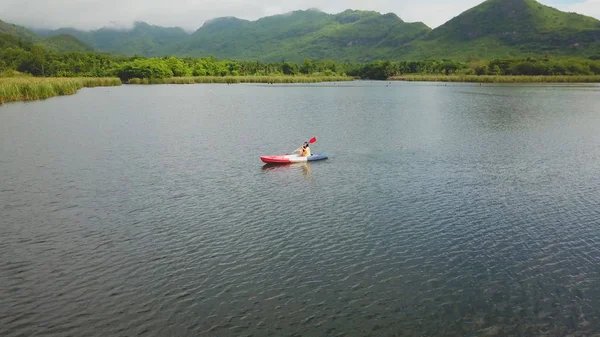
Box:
[3,0,600,62]
[165,9,431,62]
[34,10,430,62]
[400,0,600,60]
[38,34,94,53]
[0,19,39,42]
[39,21,190,56]
[0,19,94,53]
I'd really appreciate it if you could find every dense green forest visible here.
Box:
[0,33,346,79]
[2,32,599,81]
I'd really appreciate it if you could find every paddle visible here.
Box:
[287,137,317,155]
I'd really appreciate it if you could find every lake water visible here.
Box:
[1,81,600,337]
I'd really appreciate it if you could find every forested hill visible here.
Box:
[400,0,600,60]
[0,19,94,53]
[3,0,600,61]
[0,19,39,42]
[35,9,431,62]
[172,10,431,62]
[34,22,189,56]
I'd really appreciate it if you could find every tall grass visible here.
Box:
[126,75,353,84]
[389,75,600,83]
[0,77,122,104]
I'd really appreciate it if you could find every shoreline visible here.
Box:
[0,77,122,105]
[125,75,353,84]
[0,76,352,104]
[4,74,599,104]
[389,75,600,83]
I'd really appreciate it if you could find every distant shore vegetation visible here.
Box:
[389,74,600,83]
[2,32,600,104]
[125,75,352,84]
[2,32,599,82]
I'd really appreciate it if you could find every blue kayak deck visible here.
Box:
[307,153,328,161]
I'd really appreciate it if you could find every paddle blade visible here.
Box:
[309,137,317,144]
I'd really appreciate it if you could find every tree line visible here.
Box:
[349,58,600,79]
[2,33,599,80]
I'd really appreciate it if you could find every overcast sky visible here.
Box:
[1,0,597,31]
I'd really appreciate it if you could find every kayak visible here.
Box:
[260,153,328,164]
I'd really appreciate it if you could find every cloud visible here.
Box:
[0,0,597,32]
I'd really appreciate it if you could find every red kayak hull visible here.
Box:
[260,154,328,164]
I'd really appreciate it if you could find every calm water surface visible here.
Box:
[1,82,600,337]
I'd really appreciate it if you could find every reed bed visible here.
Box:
[389,75,600,83]
[0,77,122,104]
[126,75,353,84]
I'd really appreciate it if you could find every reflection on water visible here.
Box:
[301,163,311,178]
[261,162,313,179]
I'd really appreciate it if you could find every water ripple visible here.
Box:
[2,83,600,337]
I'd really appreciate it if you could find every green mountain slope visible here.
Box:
[0,19,39,42]
[32,9,430,61]
[38,34,95,53]
[261,10,431,62]
[0,21,94,53]
[4,0,600,62]
[0,32,33,49]
[172,9,431,62]
[400,0,600,60]
[41,21,189,55]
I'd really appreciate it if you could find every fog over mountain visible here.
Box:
[0,0,597,31]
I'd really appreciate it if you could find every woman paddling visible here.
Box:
[294,142,311,157]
